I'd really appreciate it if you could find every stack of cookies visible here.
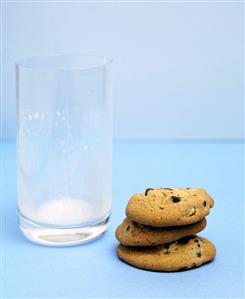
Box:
[116,188,216,272]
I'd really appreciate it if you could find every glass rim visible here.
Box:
[15,54,112,71]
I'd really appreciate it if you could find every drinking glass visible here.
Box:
[16,55,112,246]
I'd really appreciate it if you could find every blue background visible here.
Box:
[2,2,244,139]
[2,140,245,299]
[1,2,244,299]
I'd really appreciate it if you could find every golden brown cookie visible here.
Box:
[115,218,207,246]
[126,188,214,227]
[117,236,216,272]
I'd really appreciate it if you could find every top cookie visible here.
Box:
[126,188,214,227]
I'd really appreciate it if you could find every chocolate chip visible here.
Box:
[126,225,131,231]
[196,252,202,258]
[164,188,173,191]
[178,266,187,271]
[194,239,199,243]
[178,236,195,245]
[191,263,197,268]
[197,244,201,248]
[145,188,154,196]
[171,196,181,203]
[203,201,207,207]
[163,243,171,254]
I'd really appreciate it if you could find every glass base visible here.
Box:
[19,213,110,247]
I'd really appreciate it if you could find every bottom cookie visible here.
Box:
[117,236,216,272]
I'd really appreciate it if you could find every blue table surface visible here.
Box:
[2,140,244,299]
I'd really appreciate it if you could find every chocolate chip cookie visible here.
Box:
[117,235,216,272]
[126,188,214,227]
[116,218,207,246]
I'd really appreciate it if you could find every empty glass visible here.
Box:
[16,55,112,246]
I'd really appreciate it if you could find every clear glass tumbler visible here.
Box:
[16,55,112,246]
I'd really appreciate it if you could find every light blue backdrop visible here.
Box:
[2,2,244,140]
